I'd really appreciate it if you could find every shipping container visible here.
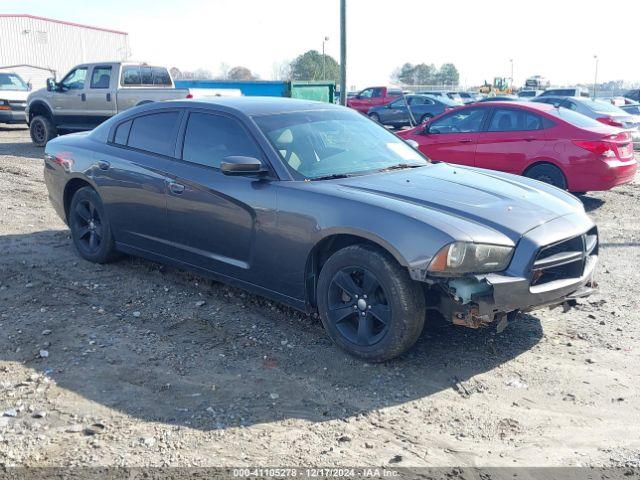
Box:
[175,80,335,103]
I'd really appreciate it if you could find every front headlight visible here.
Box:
[428,242,514,275]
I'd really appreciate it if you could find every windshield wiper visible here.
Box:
[377,163,425,173]
[309,173,356,181]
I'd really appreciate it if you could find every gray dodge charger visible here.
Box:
[43,98,598,361]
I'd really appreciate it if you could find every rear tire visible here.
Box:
[69,187,119,264]
[317,245,426,362]
[420,114,433,124]
[29,115,57,147]
[524,163,567,190]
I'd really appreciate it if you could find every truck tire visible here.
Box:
[30,115,57,147]
[317,244,426,362]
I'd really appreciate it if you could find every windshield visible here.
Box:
[253,109,428,180]
[585,99,628,115]
[0,73,29,91]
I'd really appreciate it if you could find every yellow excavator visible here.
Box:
[479,77,512,95]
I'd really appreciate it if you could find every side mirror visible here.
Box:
[220,156,267,176]
[27,82,33,91]
[46,78,56,92]
[405,139,420,149]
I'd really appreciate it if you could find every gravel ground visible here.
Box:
[0,124,639,468]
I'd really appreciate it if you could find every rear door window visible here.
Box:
[127,111,181,156]
[181,112,263,169]
[487,108,544,131]
[90,66,112,89]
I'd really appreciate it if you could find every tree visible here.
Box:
[437,63,460,85]
[227,66,257,81]
[391,63,416,85]
[169,67,182,79]
[290,50,340,82]
[412,63,437,85]
[390,62,460,86]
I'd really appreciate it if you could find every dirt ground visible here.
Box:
[0,124,639,468]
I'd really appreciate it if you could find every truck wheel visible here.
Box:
[69,187,119,264]
[30,115,57,147]
[524,163,567,190]
[317,244,426,362]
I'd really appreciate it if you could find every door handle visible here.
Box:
[106,93,111,102]
[168,182,185,194]
[458,138,473,143]
[97,160,110,171]
[79,93,86,101]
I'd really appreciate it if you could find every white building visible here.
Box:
[0,14,129,89]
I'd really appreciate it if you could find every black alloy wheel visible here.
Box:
[73,198,103,255]
[327,266,391,347]
[69,187,118,263]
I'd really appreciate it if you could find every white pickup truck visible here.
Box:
[26,62,191,146]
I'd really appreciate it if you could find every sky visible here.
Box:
[3,0,640,90]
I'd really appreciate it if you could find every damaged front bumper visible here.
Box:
[413,214,599,329]
[436,255,597,328]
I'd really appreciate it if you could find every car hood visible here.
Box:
[329,163,584,243]
[0,90,29,101]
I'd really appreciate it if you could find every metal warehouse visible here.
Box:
[0,14,129,89]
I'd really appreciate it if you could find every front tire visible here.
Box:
[69,187,119,263]
[29,115,57,147]
[317,245,426,362]
[420,114,433,124]
[369,113,381,124]
[524,163,567,190]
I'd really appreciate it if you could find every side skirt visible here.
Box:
[115,241,310,313]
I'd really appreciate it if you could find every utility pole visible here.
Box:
[322,36,329,80]
[509,58,514,88]
[339,0,347,105]
[593,55,598,99]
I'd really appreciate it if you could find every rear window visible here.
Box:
[545,107,603,128]
[587,100,627,114]
[126,111,181,156]
[121,66,172,87]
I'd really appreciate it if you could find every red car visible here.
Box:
[347,86,402,114]
[399,101,637,192]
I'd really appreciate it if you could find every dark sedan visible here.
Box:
[367,94,458,127]
[44,98,598,361]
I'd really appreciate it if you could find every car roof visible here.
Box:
[465,100,556,112]
[138,96,344,117]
